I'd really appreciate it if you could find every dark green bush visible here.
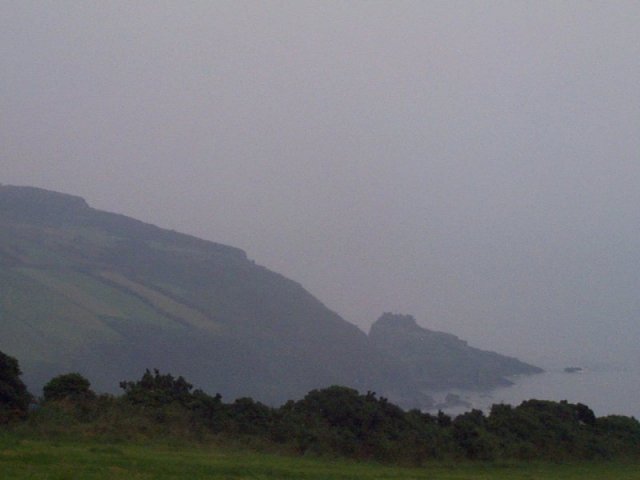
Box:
[43,373,95,402]
[10,368,640,465]
[0,350,31,423]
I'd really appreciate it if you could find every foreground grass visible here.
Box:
[1,434,639,480]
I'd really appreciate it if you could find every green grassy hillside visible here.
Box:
[0,185,540,405]
[0,186,419,405]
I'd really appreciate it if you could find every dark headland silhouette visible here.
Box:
[0,185,540,407]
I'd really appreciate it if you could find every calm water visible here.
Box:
[431,366,640,419]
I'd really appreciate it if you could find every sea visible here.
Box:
[430,365,640,419]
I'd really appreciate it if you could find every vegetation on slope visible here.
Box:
[2,355,638,466]
[0,185,419,405]
[0,185,541,407]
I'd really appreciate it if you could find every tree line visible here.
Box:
[2,350,639,464]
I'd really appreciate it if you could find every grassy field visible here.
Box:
[1,434,639,480]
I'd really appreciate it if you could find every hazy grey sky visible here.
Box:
[2,1,639,367]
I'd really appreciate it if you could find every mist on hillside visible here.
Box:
[2,1,639,368]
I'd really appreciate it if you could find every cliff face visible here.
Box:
[0,185,540,405]
[0,185,422,405]
[369,313,542,390]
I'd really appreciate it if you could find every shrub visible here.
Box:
[0,350,31,423]
[43,373,95,402]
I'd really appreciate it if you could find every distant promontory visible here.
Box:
[0,185,540,407]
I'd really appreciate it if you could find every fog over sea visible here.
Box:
[433,365,640,419]
[3,2,640,421]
